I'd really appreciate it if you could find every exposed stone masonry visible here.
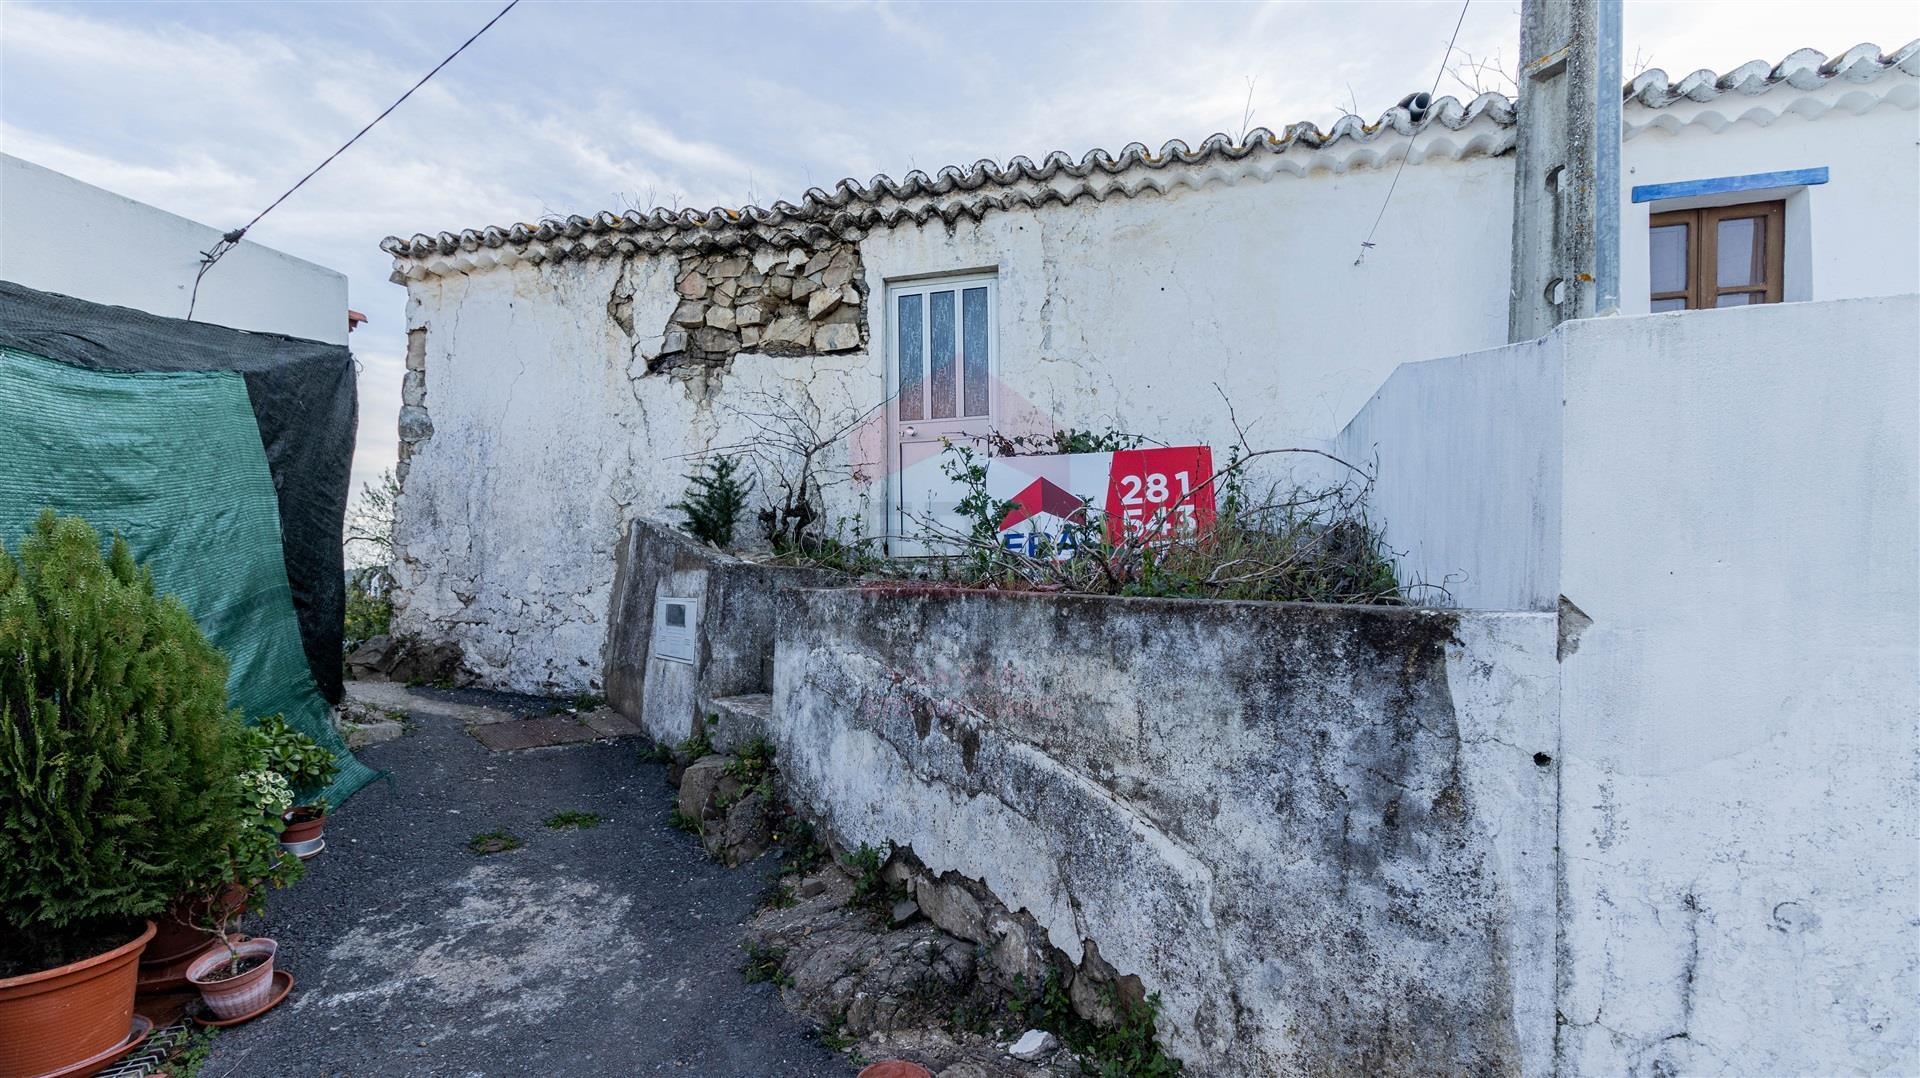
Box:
[396,324,431,483]
[652,242,867,372]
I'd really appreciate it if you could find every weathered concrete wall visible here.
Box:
[605,518,837,748]
[388,252,879,693]
[773,587,1559,1076]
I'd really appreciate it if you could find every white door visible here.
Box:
[887,275,997,555]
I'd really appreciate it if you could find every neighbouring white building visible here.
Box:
[378,41,1918,1077]
[0,153,351,344]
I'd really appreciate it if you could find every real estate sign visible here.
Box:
[989,445,1216,555]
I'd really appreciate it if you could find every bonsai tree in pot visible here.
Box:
[250,713,338,857]
[184,766,303,1021]
[0,512,260,1077]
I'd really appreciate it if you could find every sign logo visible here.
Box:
[987,446,1215,556]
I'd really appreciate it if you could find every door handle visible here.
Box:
[901,425,918,437]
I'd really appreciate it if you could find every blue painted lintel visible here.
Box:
[1632,167,1829,204]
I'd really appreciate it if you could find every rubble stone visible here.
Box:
[766,315,813,347]
[691,327,739,353]
[814,324,860,352]
[645,243,868,371]
[807,289,842,320]
[1008,1031,1059,1062]
[915,874,988,944]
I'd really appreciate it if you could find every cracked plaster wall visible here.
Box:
[390,152,1516,692]
[391,252,877,692]
[772,587,1560,1076]
[1551,299,1919,1076]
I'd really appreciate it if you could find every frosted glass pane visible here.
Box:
[1717,216,1763,287]
[1650,224,1688,294]
[1715,291,1759,307]
[1650,297,1686,313]
[929,291,956,419]
[962,287,989,417]
[897,294,923,421]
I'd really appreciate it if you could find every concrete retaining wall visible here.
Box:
[773,586,1559,1076]
[605,519,837,749]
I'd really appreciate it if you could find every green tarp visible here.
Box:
[0,348,373,806]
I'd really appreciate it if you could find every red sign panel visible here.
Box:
[1103,446,1216,543]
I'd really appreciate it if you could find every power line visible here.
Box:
[189,0,521,320]
[1353,0,1473,266]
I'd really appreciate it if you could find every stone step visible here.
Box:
[707,693,773,754]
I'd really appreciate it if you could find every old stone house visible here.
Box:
[376,42,1917,1075]
[382,41,1916,692]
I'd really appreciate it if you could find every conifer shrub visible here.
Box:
[0,512,259,972]
[671,456,753,547]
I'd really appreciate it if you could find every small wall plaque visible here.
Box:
[653,597,698,664]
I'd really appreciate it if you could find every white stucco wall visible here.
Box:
[0,154,348,345]
[1333,333,1565,611]
[1553,297,1919,1076]
[1339,295,1920,1074]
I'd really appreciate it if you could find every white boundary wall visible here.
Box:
[1338,295,1920,1074]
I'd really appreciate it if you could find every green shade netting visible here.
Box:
[0,348,374,807]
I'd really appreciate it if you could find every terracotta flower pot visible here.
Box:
[186,939,278,1022]
[857,1063,933,1078]
[0,920,154,1078]
[279,806,325,845]
[144,884,250,969]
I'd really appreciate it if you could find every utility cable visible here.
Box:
[189,0,521,319]
[1354,0,1473,265]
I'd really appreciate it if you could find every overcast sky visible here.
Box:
[3,0,1914,501]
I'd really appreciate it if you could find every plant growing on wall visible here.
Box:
[671,456,754,547]
[0,512,261,973]
[701,389,885,558]
[983,427,1146,457]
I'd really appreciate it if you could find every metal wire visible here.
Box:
[188,0,521,319]
[1354,0,1474,265]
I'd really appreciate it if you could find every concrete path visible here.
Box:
[207,684,853,1077]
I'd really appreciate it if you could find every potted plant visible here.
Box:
[181,745,304,1022]
[250,713,339,858]
[1,513,264,1077]
[145,720,323,987]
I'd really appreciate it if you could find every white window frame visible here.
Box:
[884,272,1000,429]
[884,272,1000,554]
